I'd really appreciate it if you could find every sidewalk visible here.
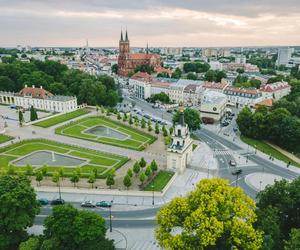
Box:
[36,168,210,207]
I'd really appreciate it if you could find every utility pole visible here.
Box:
[152,185,154,206]
[109,200,113,232]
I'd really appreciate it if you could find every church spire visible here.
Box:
[120,29,124,41]
[146,42,149,54]
[125,28,128,41]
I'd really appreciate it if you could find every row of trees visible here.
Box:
[123,158,159,190]
[237,79,300,151]
[155,177,300,249]
[0,59,120,107]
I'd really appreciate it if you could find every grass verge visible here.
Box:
[240,135,300,168]
[0,134,14,144]
[33,109,90,128]
[144,170,175,191]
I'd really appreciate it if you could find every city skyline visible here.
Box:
[1,0,300,47]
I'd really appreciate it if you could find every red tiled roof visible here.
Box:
[184,84,199,93]
[17,86,53,99]
[225,87,261,95]
[131,71,153,82]
[150,80,170,88]
[260,82,290,92]
[203,82,228,89]
[255,99,274,107]
[129,53,160,60]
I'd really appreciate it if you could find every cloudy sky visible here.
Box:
[1,0,300,47]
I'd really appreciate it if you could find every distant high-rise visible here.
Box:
[276,47,293,66]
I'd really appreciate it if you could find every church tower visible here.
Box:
[167,104,194,174]
[118,29,130,76]
[119,29,130,55]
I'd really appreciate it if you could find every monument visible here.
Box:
[167,105,194,174]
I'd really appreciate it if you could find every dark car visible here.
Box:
[221,122,229,127]
[81,201,96,208]
[38,198,49,206]
[96,201,112,208]
[232,169,242,175]
[51,198,65,205]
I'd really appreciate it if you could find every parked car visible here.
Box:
[51,198,65,205]
[96,201,112,208]
[232,169,242,175]
[221,122,229,127]
[233,127,238,132]
[229,160,237,166]
[81,201,96,208]
[38,198,49,205]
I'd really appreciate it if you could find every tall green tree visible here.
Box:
[156,178,263,250]
[0,175,40,250]
[139,157,147,169]
[172,108,201,131]
[70,172,80,187]
[133,161,140,176]
[123,175,132,190]
[106,174,115,189]
[43,204,114,250]
[256,177,300,250]
[35,171,44,186]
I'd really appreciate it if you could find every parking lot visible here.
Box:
[0,104,50,124]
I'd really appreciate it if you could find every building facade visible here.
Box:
[0,85,77,113]
[200,90,227,121]
[167,107,194,174]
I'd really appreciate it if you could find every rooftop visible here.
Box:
[202,90,227,104]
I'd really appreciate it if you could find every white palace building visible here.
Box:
[0,85,77,113]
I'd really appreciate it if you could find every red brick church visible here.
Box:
[117,30,161,76]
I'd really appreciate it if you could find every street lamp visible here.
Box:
[109,200,113,232]
[152,185,154,206]
[58,179,62,201]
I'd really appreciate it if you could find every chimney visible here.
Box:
[40,86,43,89]
[25,84,28,88]
[32,85,35,88]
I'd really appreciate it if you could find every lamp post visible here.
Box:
[109,200,113,232]
[58,179,62,200]
[152,185,154,206]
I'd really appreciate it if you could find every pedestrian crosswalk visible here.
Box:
[214,149,232,156]
[130,241,162,250]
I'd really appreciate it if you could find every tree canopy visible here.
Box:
[155,178,263,250]
[183,62,210,73]
[204,70,227,82]
[173,108,201,131]
[0,175,40,250]
[0,59,120,107]
[255,177,300,250]
[42,204,114,250]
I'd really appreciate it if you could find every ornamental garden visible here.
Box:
[0,107,173,191]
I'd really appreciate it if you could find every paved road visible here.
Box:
[36,203,157,228]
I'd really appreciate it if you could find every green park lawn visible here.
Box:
[33,109,90,128]
[0,134,14,144]
[144,170,175,191]
[0,139,128,178]
[240,136,300,168]
[56,116,156,151]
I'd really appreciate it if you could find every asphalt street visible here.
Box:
[35,204,157,228]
